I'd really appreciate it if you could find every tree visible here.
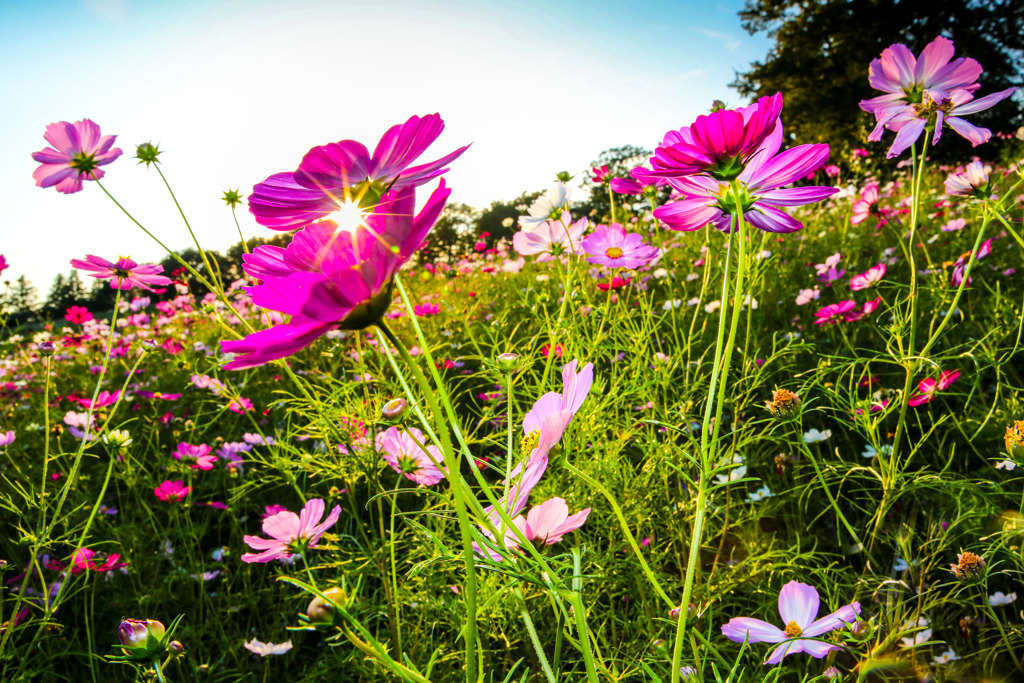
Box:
[474,191,543,245]
[732,0,1024,161]
[576,145,652,221]
[41,271,88,319]
[421,203,478,263]
[6,275,39,326]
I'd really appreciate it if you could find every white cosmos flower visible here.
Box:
[803,428,832,443]
[862,443,893,459]
[747,485,775,502]
[714,454,746,485]
[518,182,572,231]
[704,300,722,313]
[933,648,960,665]
[899,617,931,648]
[989,591,1017,606]
[663,299,682,311]
[244,639,293,656]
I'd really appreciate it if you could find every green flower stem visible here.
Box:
[514,587,557,683]
[377,321,479,683]
[231,205,250,254]
[155,165,221,291]
[982,595,1022,670]
[389,478,404,657]
[607,185,617,224]
[570,548,599,683]
[794,423,863,550]
[151,655,168,683]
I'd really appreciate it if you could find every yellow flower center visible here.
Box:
[606,247,623,259]
[784,621,802,638]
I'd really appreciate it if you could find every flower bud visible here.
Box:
[950,551,986,581]
[710,99,727,112]
[168,640,184,654]
[765,388,801,419]
[135,142,163,167]
[823,667,841,680]
[118,618,167,658]
[306,587,348,623]
[495,352,522,374]
[380,398,408,425]
[1005,420,1024,459]
[198,664,210,673]
[649,638,668,656]
[850,620,871,640]
[38,341,56,357]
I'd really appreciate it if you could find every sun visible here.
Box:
[326,200,367,233]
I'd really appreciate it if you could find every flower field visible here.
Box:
[3,35,1024,683]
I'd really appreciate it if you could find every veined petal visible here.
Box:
[804,603,861,637]
[951,87,1017,116]
[654,199,722,232]
[756,186,838,207]
[914,36,955,85]
[721,617,786,644]
[946,117,991,147]
[778,581,819,629]
[746,204,803,233]
[886,118,927,158]
[747,144,830,190]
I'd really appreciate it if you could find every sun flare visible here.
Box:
[326,201,367,233]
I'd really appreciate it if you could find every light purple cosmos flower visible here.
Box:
[581,223,660,269]
[850,264,886,291]
[721,581,860,664]
[248,114,468,231]
[375,426,447,486]
[944,160,992,198]
[70,255,172,292]
[0,431,15,447]
[610,166,670,196]
[654,117,837,233]
[32,120,122,194]
[951,239,992,287]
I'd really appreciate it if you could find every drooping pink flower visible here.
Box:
[64,306,93,325]
[376,426,447,486]
[70,254,172,291]
[262,504,287,519]
[45,548,128,575]
[722,581,860,664]
[654,107,837,233]
[31,120,122,194]
[945,161,992,198]
[222,182,450,370]
[951,239,992,287]
[523,359,594,436]
[610,166,670,196]
[850,264,886,291]
[413,303,441,317]
[248,114,468,231]
[843,297,883,322]
[512,212,588,262]
[79,390,121,410]
[850,185,880,225]
[650,94,785,180]
[241,499,341,563]
[815,301,857,325]
[596,276,632,292]
[154,480,191,503]
[513,497,591,545]
[908,370,961,406]
[172,443,217,471]
[581,223,659,269]
[0,431,15,447]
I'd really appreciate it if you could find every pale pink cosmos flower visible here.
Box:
[908,370,961,406]
[154,480,191,503]
[244,639,293,656]
[850,185,880,225]
[513,497,591,545]
[512,212,588,262]
[172,443,217,471]
[375,426,447,486]
[722,581,860,664]
[944,160,991,198]
[70,255,172,292]
[523,360,594,437]
[241,499,341,563]
[795,288,820,306]
[815,301,857,325]
[581,223,660,269]
[32,119,122,194]
[850,264,886,291]
[941,218,967,232]
[0,431,14,447]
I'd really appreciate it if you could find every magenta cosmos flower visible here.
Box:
[650,94,784,180]
[65,305,93,324]
[222,182,449,370]
[908,369,960,406]
[32,120,122,194]
[850,184,881,225]
[581,223,659,269]
[375,426,446,486]
[154,480,190,503]
[70,254,172,292]
[513,497,591,545]
[951,238,992,287]
[610,166,670,196]
[0,255,8,276]
[512,212,589,262]
[248,113,468,231]
[859,36,1017,157]
[722,581,860,664]
[171,443,217,471]
[945,161,993,198]
[655,120,837,233]
[815,301,857,325]
[241,498,341,563]
[850,264,886,291]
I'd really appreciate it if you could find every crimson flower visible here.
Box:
[65,306,93,325]
[154,480,190,503]
[815,301,857,324]
[908,370,960,406]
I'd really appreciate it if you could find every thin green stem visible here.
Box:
[155,165,220,290]
[514,587,557,683]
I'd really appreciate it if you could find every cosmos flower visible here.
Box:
[945,161,993,198]
[244,639,293,656]
[513,497,591,545]
[0,431,15,447]
[796,288,820,306]
[721,581,860,664]
[989,591,1017,607]
[518,183,573,231]
[31,119,122,194]
[908,370,960,406]
[222,181,449,370]
[715,454,747,484]
[79,390,121,410]
[45,548,128,575]
[70,255,172,292]
[376,426,447,486]
[522,359,594,437]
[413,303,441,316]
[581,223,660,269]
[591,165,612,184]
[248,114,468,231]
[814,301,857,324]
[850,184,881,225]
[171,443,217,471]
[803,428,832,443]
[747,485,776,502]
[513,212,588,262]
[241,499,341,563]
[899,617,932,648]
[850,264,886,291]
[153,480,191,503]
[64,306,93,325]
[950,239,993,287]
[610,166,670,196]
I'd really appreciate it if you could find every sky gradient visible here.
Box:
[0,0,770,294]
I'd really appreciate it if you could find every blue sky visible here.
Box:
[0,0,770,293]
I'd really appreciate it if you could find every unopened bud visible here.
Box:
[38,341,56,356]
[950,551,986,581]
[649,638,668,656]
[198,664,210,673]
[168,640,184,654]
[495,352,522,374]
[306,587,348,623]
[380,398,408,424]
[710,100,727,112]
[765,388,800,419]
[850,620,871,639]
[823,667,841,680]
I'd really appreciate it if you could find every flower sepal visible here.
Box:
[337,282,394,331]
[107,614,183,663]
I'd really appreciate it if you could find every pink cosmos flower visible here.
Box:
[513,497,591,545]
[850,264,886,291]
[154,480,191,503]
[222,182,449,370]
[376,426,447,486]
[795,288,820,306]
[843,297,883,322]
[0,431,15,447]
[654,109,837,233]
[722,581,861,664]
[951,239,992,287]
[45,548,128,575]
[241,498,341,563]
[248,114,468,231]
[650,94,784,180]
[262,504,287,519]
[596,276,631,292]
[941,218,967,232]
[908,370,961,406]
[227,398,254,414]
[591,165,612,184]
[70,254,172,292]
[512,212,588,262]
[824,165,840,178]
[850,185,880,225]
[244,639,293,656]
[523,359,594,436]
[944,161,991,198]
[815,301,857,324]
[79,390,121,409]
[0,255,8,276]
[65,306,93,325]
[581,223,659,269]
[413,303,441,316]
[610,166,670,196]
[31,120,122,194]
[172,443,217,471]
